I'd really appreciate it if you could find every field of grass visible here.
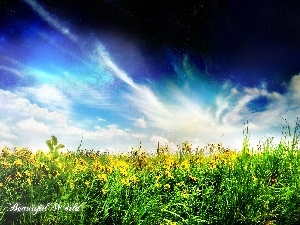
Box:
[0,121,300,225]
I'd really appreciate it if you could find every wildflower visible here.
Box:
[101,189,107,195]
[121,178,131,186]
[252,176,258,182]
[119,168,128,176]
[27,178,32,185]
[69,181,75,190]
[210,162,217,169]
[166,221,177,225]
[180,159,190,170]
[97,174,108,182]
[0,182,3,187]
[2,161,11,168]
[189,175,198,182]
[165,170,174,179]
[181,189,189,198]
[155,182,161,188]
[105,167,112,173]
[130,174,139,184]
[176,182,184,187]
[16,171,22,179]
[25,170,31,177]
[14,159,23,166]
[6,175,12,182]
[164,183,171,190]
[1,146,11,156]
[53,170,60,176]
[85,181,90,187]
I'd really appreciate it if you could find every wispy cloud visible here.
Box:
[18,84,71,114]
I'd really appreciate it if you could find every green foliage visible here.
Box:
[46,135,65,152]
[1,121,300,224]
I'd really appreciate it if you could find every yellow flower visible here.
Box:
[101,189,107,195]
[189,175,197,182]
[119,168,128,176]
[165,221,177,225]
[180,159,190,170]
[27,178,32,185]
[165,170,174,179]
[97,174,108,182]
[85,181,90,187]
[130,174,139,184]
[121,178,131,186]
[252,176,258,182]
[0,182,3,187]
[69,182,75,190]
[1,161,11,168]
[164,183,171,189]
[210,162,217,169]
[53,170,60,176]
[14,159,23,166]
[176,182,184,187]
[1,146,11,156]
[25,170,31,177]
[16,171,22,179]
[155,182,161,188]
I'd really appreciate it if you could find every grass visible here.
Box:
[0,120,300,225]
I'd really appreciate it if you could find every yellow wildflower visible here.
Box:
[102,189,107,195]
[119,168,128,176]
[189,175,197,182]
[176,182,184,187]
[155,182,161,188]
[84,181,90,187]
[27,178,32,185]
[210,162,217,169]
[164,183,171,190]
[97,174,108,182]
[6,175,12,182]
[25,170,31,177]
[180,159,190,170]
[0,182,3,187]
[165,170,174,179]
[252,176,258,182]
[16,171,22,179]
[2,161,11,168]
[121,178,131,186]
[69,182,75,190]
[130,174,139,184]
[14,159,23,166]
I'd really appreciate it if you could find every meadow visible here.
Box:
[0,120,300,225]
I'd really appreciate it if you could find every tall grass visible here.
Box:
[0,120,299,224]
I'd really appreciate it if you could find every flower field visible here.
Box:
[1,123,300,224]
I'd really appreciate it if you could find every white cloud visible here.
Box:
[150,135,178,152]
[135,118,147,129]
[0,89,133,152]
[17,117,49,134]
[289,74,300,99]
[19,84,71,113]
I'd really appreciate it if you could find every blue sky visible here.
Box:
[0,0,300,152]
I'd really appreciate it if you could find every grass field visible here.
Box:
[0,120,300,225]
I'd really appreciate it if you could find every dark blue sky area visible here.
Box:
[2,0,300,88]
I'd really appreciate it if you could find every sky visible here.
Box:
[0,0,300,153]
